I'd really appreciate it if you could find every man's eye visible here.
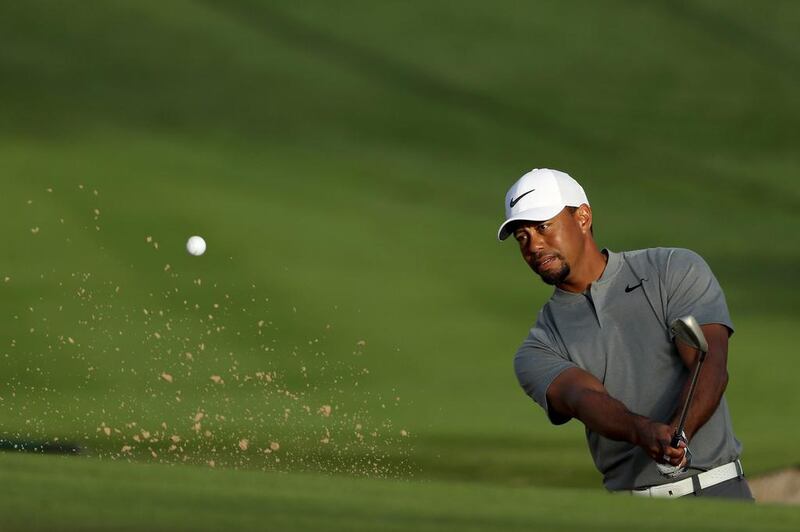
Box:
[538,224,549,232]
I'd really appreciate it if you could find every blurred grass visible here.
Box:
[0,0,798,506]
[2,453,800,532]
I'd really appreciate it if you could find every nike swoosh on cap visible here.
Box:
[509,189,535,208]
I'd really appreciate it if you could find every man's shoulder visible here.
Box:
[524,305,559,348]
[618,247,706,272]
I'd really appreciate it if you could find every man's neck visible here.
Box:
[557,245,608,293]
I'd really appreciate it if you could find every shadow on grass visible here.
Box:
[0,438,81,454]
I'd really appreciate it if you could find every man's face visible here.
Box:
[512,207,585,286]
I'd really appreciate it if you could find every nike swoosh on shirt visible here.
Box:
[509,189,535,208]
[625,279,646,293]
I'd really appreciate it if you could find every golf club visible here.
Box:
[669,315,709,448]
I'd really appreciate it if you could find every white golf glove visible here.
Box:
[656,430,692,478]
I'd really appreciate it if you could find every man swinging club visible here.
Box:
[500,168,752,499]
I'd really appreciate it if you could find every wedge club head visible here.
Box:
[670,315,708,354]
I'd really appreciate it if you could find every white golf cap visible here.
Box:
[497,168,589,241]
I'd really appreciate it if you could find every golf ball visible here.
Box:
[186,235,206,256]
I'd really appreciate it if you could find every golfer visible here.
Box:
[500,168,752,499]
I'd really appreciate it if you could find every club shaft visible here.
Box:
[673,351,707,445]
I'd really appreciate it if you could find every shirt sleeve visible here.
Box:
[665,248,734,335]
[514,325,577,425]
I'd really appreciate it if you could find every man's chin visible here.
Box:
[535,264,570,286]
[538,273,561,286]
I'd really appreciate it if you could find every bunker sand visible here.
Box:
[750,468,800,505]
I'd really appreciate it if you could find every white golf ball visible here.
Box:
[186,235,206,256]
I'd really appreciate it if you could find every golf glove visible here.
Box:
[656,431,692,478]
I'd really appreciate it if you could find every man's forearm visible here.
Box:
[548,367,685,465]
[572,388,648,446]
[574,389,686,465]
[670,357,728,440]
[669,323,731,442]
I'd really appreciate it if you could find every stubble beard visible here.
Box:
[532,256,571,286]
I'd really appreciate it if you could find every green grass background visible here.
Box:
[2,453,800,532]
[1,0,798,528]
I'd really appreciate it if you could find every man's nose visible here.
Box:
[526,230,545,254]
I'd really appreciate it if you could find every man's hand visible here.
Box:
[633,418,688,467]
[656,431,692,478]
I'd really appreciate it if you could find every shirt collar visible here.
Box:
[594,248,623,286]
[550,249,622,302]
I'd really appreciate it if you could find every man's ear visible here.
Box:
[576,204,592,234]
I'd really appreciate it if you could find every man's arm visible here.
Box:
[547,367,686,466]
[669,323,730,441]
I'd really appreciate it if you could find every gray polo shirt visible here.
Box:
[514,247,742,491]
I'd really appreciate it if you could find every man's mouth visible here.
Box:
[535,255,557,270]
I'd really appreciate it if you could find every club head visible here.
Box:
[670,315,708,353]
